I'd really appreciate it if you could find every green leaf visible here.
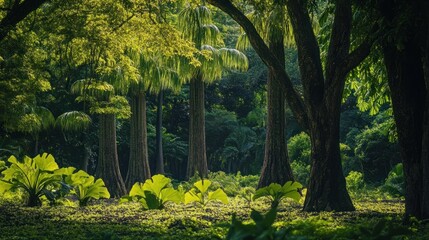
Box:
[33,153,59,171]
[193,179,211,194]
[184,189,202,204]
[129,182,145,197]
[0,180,12,194]
[160,188,182,204]
[143,174,171,196]
[208,188,228,204]
[143,191,161,209]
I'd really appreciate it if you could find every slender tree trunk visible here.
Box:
[258,36,294,188]
[187,74,208,179]
[96,114,126,197]
[155,91,165,174]
[125,92,151,190]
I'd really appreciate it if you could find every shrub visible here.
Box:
[346,171,365,194]
[382,163,404,197]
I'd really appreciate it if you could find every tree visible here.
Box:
[236,1,296,188]
[375,0,429,220]
[179,4,248,179]
[208,0,377,211]
[0,0,48,42]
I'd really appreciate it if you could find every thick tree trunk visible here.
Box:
[258,36,294,188]
[187,74,208,179]
[96,114,126,197]
[421,6,429,219]
[383,38,427,220]
[125,93,151,190]
[304,103,354,211]
[155,91,165,174]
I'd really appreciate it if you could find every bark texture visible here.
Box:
[187,74,208,179]
[378,0,429,221]
[96,114,126,197]
[125,92,151,190]
[258,34,294,188]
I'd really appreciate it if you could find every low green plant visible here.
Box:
[184,179,228,206]
[382,163,404,197]
[65,169,110,206]
[227,207,288,240]
[0,160,6,172]
[346,171,365,194]
[351,219,411,239]
[253,181,302,208]
[121,174,182,210]
[0,153,65,206]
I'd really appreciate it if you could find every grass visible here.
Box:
[0,196,428,240]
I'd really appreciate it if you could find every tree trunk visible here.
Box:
[258,35,294,188]
[383,38,427,220]
[187,74,208,179]
[155,91,165,174]
[125,92,151,190]
[303,101,354,211]
[96,114,126,197]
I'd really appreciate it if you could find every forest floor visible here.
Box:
[0,197,428,239]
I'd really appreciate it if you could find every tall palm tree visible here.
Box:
[125,50,187,190]
[237,3,295,188]
[71,78,130,197]
[179,5,248,179]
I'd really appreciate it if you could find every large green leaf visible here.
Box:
[160,188,182,204]
[33,153,59,171]
[282,181,303,202]
[129,182,146,198]
[193,179,211,194]
[208,188,228,204]
[0,180,12,194]
[142,174,171,196]
[143,191,161,209]
[184,189,202,204]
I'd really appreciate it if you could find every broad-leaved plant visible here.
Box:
[184,179,228,206]
[65,169,110,206]
[0,153,64,206]
[253,181,302,208]
[121,174,182,210]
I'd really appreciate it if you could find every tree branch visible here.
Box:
[207,0,309,130]
[0,0,48,42]
[342,24,380,74]
[285,0,325,108]
[325,0,352,85]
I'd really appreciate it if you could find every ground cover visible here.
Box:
[0,196,428,239]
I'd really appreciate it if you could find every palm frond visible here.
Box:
[56,111,92,132]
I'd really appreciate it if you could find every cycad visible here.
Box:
[178,4,248,179]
